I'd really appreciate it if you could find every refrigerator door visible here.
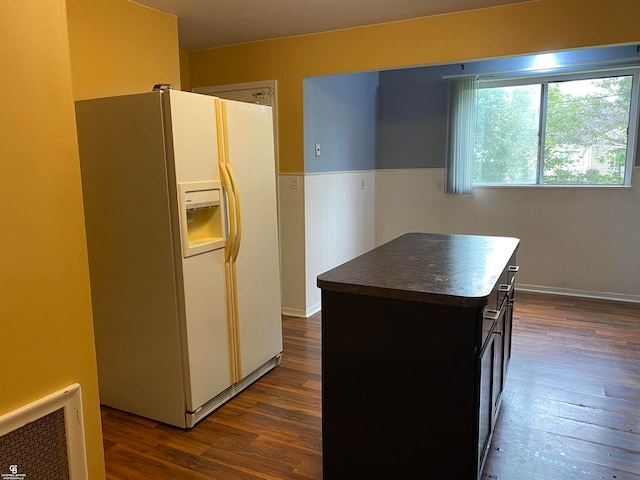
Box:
[163,90,232,412]
[220,99,283,380]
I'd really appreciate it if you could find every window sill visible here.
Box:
[472,184,633,190]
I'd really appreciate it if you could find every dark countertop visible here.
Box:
[317,232,520,307]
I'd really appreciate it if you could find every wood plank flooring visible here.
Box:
[484,293,640,480]
[100,292,640,479]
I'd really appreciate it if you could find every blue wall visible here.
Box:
[302,44,640,173]
[377,44,640,170]
[376,64,451,169]
[303,72,378,173]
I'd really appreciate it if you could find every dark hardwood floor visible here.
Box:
[100,292,640,479]
[485,293,640,480]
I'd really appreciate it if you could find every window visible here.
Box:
[450,67,640,189]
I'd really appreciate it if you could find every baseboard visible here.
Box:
[517,284,640,304]
[281,303,321,319]
[281,307,308,318]
[285,287,640,318]
[305,303,321,317]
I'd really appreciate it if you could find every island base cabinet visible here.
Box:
[478,329,495,475]
[477,302,508,476]
[317,233,519,480]
[321,291,480,479]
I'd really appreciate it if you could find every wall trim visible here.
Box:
[0,383,88,479]
[517,284,640,304]
[281,307,306,317]
[304,169,377,176]
[291,287,640,318]
[306,303,322,317]
[281,305,320,318]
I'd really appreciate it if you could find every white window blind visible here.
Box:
[445,76,477,195]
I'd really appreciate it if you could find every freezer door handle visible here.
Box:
[216,101,236,263]
[217,99,243,263]
[226,162,242,262]
[216,98,243,382]
[221,101,242,262]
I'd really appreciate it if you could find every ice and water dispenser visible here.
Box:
[178,181,225,257]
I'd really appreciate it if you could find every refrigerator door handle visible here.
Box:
[216,99,239,383]
[226,162,242,261]
[216,100,236,262]
[220,100,244,378]
[220,163,236,261]
[220,101,242,262]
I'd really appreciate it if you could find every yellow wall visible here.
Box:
[180,50,191,91]
[0,1,181,477]
[62,0,181,472]
[66,0,181,100]
[187,0,640,173]
[0,2,105,478]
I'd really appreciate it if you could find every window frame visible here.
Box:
[474,66,640,188]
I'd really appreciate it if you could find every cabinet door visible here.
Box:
[503,292,514,380]
[503,258,518,379]
[477,331,495,477]
[492,306,506,426]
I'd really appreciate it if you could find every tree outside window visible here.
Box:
[472,70,637,186]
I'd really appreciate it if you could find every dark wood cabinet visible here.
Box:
[317,233,519,480]
[478,323,496,472]
[492,308,505,414]
[478,254,517,475]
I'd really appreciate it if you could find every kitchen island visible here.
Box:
[317,232,520,479]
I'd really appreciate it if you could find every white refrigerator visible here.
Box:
[75,89,283,428]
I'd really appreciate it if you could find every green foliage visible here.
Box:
[473,74,632,186]
[474,85,539,184]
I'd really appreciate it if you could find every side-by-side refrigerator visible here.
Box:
[75,89,283,428]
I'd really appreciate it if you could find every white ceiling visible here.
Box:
[132,0,532,51]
